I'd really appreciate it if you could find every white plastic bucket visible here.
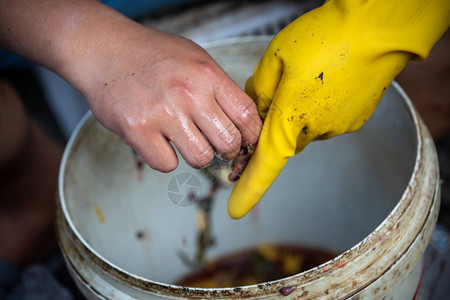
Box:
[56,37,440,299]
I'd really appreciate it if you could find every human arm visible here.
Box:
[0,0,262,171]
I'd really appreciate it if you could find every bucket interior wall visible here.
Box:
[62,39,417,284]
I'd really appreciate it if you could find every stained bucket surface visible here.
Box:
[57,37,440,299]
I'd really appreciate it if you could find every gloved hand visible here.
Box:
[228,0,450,219]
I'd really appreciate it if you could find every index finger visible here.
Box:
[214,75,262,146]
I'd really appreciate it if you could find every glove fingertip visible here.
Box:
[227,201,249,219]
[227,181,257,219]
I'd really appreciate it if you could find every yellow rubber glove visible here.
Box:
[228,0,450,219]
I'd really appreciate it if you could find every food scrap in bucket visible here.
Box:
[176,244,337,288]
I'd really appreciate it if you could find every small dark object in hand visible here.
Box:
[228,144,256,181]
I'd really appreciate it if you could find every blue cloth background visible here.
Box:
[0,0,194,69]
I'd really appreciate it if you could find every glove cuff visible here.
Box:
[328,0,450,59]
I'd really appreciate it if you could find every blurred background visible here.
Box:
[0,0,448,299]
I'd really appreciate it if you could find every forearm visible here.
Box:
[0,0,145,87]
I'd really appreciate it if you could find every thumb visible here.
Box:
[245,75,257,100]
[250,46,283,119]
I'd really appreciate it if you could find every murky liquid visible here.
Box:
[176,244,337,288]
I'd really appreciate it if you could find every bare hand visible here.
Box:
[71,28,262,172]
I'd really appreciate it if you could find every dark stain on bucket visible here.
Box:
[136,158,144,182]
[132,148,145,182]
[136,230,145,240]
[280,285,297,296]
[135,229,150,242]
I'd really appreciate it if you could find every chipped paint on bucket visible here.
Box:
[56,37,440,299]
